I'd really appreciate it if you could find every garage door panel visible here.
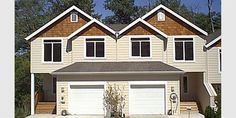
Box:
[69,84,104,115]
[130,84,165,114]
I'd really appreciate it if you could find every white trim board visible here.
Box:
[25,6,93,40]
[119,18,168,38]
[68,19,116,39]
[205,36,221,48]
[141,4,208,36]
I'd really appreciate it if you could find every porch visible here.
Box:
[179,72,216,114]
[33,74,57,114]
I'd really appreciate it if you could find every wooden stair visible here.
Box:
[180,101,199,113]
[36,102,56,114]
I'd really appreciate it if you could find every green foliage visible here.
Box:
[103,84,126,118]
[103,0,143,24]
[205,106,216,118]
[47,0,101,19]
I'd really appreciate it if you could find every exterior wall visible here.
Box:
[56,74,181,115]
[122,23,156,35]
[30,37,72,73]
[72,36,117,62]
[117,35,164,61]
[144,9,200,35]
[37,11,90,37]
[57,77,68,115]
[207,47,221,84]
[165,36,207,72]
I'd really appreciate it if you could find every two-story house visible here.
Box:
[25,4,220,117]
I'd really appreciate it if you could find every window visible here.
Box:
[174,38,194,61]
[157,10,165,21]
[43,40,62,62]
[70,12,78,22]
[183,76,188,93]
[131,38,150,57]
[53,77,56,94]
[219,48,222,72]
[86,38,105,58]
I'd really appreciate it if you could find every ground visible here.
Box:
[26,113,204,118]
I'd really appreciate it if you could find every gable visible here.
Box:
[122,22,158,35]
[145,9,201,35]
[37,11,90,37]
[77,23,114,36]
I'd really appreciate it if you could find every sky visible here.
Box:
[94,0,221,19]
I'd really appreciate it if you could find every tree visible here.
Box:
[47,0,101,20]
[208,0,215,32]
[103,0,142,24]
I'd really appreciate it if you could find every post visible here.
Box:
[31,73,35,115]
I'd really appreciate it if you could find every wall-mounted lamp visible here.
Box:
[171,86,175,92]
[61,87,64,93]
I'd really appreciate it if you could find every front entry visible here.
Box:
[129,83,165,114]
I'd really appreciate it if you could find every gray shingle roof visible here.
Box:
[53,61,183,74]
[205,29,221,45]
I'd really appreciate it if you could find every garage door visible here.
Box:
[130,84,165,114]
[69,84,104,115]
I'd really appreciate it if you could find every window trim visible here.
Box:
[70,12,78,22]
[129,36,152,59]
[218,47,222,73]
[84,36,106,59]
[173,36,195,62]
[183,75,189,94]
[42,38,63,64]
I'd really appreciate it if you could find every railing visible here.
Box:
[35,91,43,108]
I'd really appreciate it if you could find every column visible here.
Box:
[31,73,35,115]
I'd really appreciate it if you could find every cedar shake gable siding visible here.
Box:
[37,10,90,37]
[122,22,159,36]
[145,9,201,35]
[78,23,114,36]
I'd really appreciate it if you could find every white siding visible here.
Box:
[207,47,221,83]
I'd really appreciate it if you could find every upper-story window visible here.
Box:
[43,40,62,62]
[218,48,222,73]
[174,38,194,61]
[70,12,78,22]
[131,38,150,57]
[85,38,105,58]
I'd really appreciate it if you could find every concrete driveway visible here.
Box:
[26,113,204,118]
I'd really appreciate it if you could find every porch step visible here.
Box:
[36,102,56,114]
[180,101,199,113]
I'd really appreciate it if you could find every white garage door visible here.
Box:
[130,84,165,114]
[69,84,104,115]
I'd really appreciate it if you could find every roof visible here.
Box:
[106,24,129,31]
[25,6,93,40]
[205,29,221,48]
[119,18,168,38]
[67,19,116,39]
[141,4,208,35]
[52,61,183,75]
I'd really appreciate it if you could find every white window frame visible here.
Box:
[70,12,78,22]
[42,38,63,63]
[157,10,165,21]
[84,36,106,59]
[129,36,152,59]
[218,47,222,73]
[173,36,195,62]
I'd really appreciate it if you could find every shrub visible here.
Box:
[103,84,126,118]
[204,106,216,118]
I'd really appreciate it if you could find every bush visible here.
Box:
[204,106,216,118]
[103,84,126,118]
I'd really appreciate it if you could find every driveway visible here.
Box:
[26,113,204,118]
